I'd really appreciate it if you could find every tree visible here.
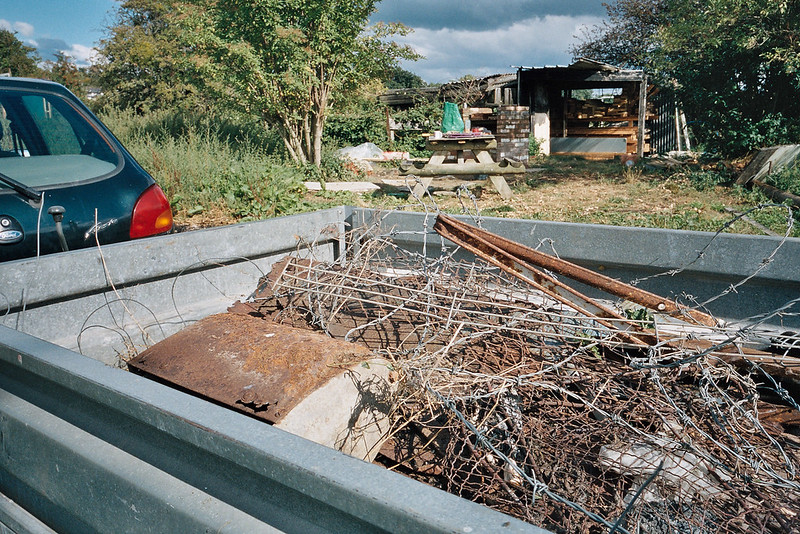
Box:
[180,0,420,165]
[657,0,800,154]
[571,0,665,71]
[0,29,41,77]
[95,0,204,112]
[43,53,89,98]
[573,0,800,155]
[383,67,427,89]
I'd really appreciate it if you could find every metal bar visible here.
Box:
[0,207,347,364]
[435,213,718,328]
[432,215,800,382]
[0,492,56,534]
[434,214,654,346]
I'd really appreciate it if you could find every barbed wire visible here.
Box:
[6,200,796,533]
[245,206,799,533]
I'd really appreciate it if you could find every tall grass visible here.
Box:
[100,108,315,221]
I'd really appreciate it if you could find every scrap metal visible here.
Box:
[128,312,374,424]
[434,212,718,328]
[233,220,800,534]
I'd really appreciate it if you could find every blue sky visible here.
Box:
[2,0,607,83]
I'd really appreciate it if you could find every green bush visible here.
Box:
[763,164,800,196]
[324,107,388,148]
[101,108,311,220]
[694,110,800,157]
[301,148,361,183]
[101,107,284,155]
[324,99,440,159]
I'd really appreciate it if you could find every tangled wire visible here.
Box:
[241,210,800,533]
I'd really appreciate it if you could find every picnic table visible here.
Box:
[399,134,524,200]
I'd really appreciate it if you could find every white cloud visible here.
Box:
[63,44,99,65]
[396,14,604,83]
[13,21,34,37]
[0,19,97,66]
[0,19,36,38]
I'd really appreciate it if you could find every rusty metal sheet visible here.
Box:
[128,313,372,424]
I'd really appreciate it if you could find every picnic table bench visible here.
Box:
[399,134,524,200]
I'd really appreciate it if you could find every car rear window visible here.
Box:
[0,88,121,190]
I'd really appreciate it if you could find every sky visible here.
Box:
[2,0,608,83]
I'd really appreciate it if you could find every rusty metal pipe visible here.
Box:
[435,213,718,328]
[434,214,654,347]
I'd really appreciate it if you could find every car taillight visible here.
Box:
[130,184,173,239]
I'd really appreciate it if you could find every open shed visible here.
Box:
[379,59,686,160]
[516,58,657,158]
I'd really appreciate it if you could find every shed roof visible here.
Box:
[519,58,645,85]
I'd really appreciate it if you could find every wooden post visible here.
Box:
[680,110,692,151]
[637,74,648,158]
[385,108,394,142]
[533,83,550,155]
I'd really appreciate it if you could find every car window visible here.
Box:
[21,95,82,155]
[0,88,121,190]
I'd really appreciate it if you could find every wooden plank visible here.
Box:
[399,161,526,176]
[735,145,800,186]
[425,138,497,151]
[522,69,645,84]
[637,75,648,158]
[475,150,494,165]
[723,207,779,236]
[411,177,434,198]
[550,152,621,160]
[428,152,447,165]
[567,126,638,136]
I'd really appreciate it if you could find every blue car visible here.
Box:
[0,77,173,261]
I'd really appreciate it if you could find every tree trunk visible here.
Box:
[278,117,308,164]
[310,73,330,167]
[312,115,324,167]
[303,114,312,163]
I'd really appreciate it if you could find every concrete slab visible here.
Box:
[551,137,626,154]
[304,181,380,193]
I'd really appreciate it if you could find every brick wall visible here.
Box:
[496,105,530,162]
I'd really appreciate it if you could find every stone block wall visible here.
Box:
[496,105,530,162]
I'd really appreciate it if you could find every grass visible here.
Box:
[99,109,800,236]
[101,108,360,227]
[408,157,800,236]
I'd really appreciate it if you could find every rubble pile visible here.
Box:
[238,221,799,534]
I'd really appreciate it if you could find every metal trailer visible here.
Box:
[1,206,798,533]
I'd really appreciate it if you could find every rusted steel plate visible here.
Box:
[128,313,373,424]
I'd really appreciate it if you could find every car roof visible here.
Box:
[0,77,73,96]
